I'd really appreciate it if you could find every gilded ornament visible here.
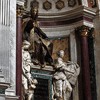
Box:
[76,25,89,37]
[17,4,24,16]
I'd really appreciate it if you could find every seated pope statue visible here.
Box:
[23,7,53,68]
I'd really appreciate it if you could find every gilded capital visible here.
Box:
[76,25,89,37]
[16,4,24,17]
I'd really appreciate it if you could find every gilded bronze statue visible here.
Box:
[23,7,53,68]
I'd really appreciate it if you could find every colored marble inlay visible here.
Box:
[31,70,52,100]
[0,89,5,94]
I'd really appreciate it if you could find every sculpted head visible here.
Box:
[30,7,38,20]
[58,50,64,58]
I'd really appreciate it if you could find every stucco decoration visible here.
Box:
[68,0,76,7]
[30,0,39,9]
[43,0,52,11]
[56,0,65,10]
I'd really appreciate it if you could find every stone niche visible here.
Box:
[30,37,70,100]
[20,0,82,99]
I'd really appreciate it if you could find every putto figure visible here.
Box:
[23,7,53,68]
[53,50,80,100]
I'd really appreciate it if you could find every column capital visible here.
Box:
[76,25,90,37]
[16,4,24,17]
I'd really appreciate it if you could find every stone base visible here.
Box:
[0,94,5,100]
[5,95,19,100]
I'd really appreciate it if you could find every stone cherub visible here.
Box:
[22,40,38,100]
[53,50,80,100]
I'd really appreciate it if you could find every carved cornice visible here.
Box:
[22,6,96,28]
[38,6,96,20]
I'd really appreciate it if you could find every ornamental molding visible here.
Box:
[38,6,96,20]
[22,6,96,28]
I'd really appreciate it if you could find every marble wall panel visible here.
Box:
[94,16,100,100]
[0,0,16,96]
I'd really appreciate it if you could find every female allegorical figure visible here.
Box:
[53,50,80,100]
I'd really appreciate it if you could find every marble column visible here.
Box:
[16,6,22,100]
[77,25,92,100]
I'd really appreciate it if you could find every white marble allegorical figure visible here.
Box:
[53,50,80,100]
[22,40,38,100]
